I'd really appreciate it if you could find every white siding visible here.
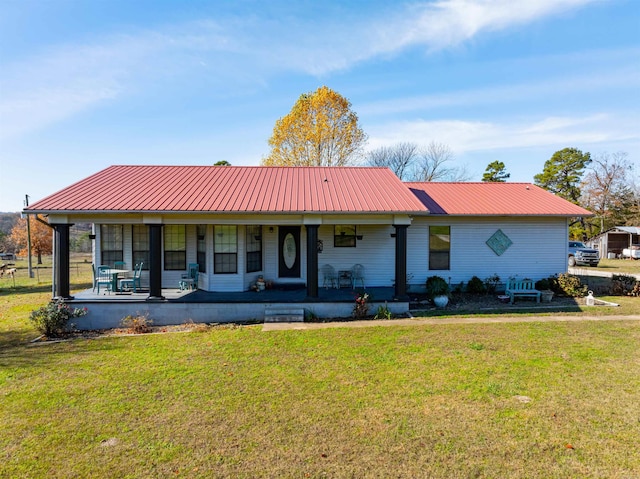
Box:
[93,216,570,293]
[408,216,569,288]
[262,227,278,286]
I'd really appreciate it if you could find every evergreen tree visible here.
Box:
[482,161,510,182]
[534,148,591,203]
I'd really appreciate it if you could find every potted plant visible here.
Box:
[426,275,450,308]
[535,278,555,303]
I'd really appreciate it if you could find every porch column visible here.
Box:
[148,224,165,300]
[53,223,73,300]
[394,224,409,300]
[305,224,319,298]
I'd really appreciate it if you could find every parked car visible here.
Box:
[568,241,599,267]
[0,252,16,261]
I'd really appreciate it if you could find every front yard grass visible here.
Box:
[1,276,640,477]
[591,258,640,274]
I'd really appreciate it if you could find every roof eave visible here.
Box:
[23,208,429,216]
[422,213,594,217]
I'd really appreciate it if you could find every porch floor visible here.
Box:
[72,286,397,304]
[70,286,408,330]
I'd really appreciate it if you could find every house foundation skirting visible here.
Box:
[71,300,409,330]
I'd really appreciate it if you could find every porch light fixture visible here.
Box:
[269,227,274,233]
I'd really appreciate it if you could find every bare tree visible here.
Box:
[366,142,418,180]
[411,142,471,182]
[581,151,634,234]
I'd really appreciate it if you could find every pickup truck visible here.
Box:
[568,241,600,267]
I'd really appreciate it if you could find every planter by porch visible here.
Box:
[433,295,449,308]
[540,290,554,303]
[426,275,450,309]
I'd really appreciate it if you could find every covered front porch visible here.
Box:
[70,286,408,330]
[50,219,413,302]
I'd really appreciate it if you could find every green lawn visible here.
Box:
[593,258,640,274]
[2,271,640,477]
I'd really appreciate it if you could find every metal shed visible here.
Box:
[587,226,640,258]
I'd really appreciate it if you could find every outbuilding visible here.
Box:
[586,226,640,258]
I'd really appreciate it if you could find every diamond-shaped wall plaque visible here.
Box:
[486,229,512,256]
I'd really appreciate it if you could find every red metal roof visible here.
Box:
[27,165,428,214]
[406,182,594,216]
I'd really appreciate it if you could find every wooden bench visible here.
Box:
[505,280,541,304]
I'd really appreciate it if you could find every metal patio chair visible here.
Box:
[321,264,338,289]
[96,265,113,295]
[351,263,366,289]
[179,263,199,291]
[120,262,143,292]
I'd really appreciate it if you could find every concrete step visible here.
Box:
[264,307,305,323]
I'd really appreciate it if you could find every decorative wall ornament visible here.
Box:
[486,229,512,256]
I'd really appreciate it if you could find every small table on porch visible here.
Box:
[338,270,352,289]
[105,269,130,292]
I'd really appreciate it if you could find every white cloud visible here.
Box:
[362,0,601,56]
[0,0,603,140]
[366,112,640,153]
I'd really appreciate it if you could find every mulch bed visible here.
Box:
[409,293,585,312]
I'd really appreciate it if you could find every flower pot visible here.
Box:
[540,290,554,303]
[433,295,449,308]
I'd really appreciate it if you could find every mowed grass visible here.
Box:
[593,258,640,274]
[2,284,640,477]
[1,257,640,477]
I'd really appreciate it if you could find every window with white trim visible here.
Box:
[429,226,450,270]
[164,225,186,270]
[214,225,237,274]
[100,225,123,268]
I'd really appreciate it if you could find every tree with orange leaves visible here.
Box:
[262,86,367,167]
[9,216,52,264]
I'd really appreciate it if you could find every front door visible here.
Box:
[278,226,300,278]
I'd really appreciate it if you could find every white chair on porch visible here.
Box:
[351,264,365,289]
[321,264,338,289]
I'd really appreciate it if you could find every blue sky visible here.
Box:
[1,0,638,212]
